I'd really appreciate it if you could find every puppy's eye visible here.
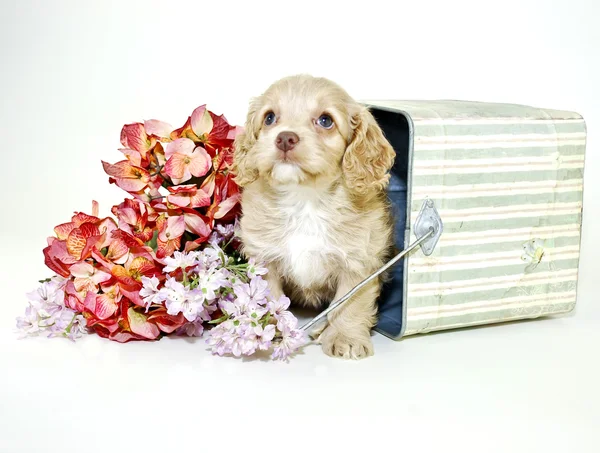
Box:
[317,114,334,129]
[264,112,276,126]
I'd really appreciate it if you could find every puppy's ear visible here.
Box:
[232,99,261,187]
[343,107,395,197]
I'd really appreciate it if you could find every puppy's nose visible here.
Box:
[275,131,299,152]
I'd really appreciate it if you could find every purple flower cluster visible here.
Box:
[208,277,306,360]
[139,241,307,360]
[16,276,87,341]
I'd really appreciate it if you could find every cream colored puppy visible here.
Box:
[233,75,395,359]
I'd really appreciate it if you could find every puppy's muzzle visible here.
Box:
[275,131,299,152]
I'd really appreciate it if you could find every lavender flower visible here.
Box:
[271,327,307,361]
[233,277,269,308]
[176,319,205,337]
[139,275,162,311]
[161,277,203,322]
[246,258,268,279]
[163,250,201,272]
[17,276,88,341]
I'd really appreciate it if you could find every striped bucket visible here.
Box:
[364,100,586,339]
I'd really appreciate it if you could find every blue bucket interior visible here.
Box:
[370,108,410,339]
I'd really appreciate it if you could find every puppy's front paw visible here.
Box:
[320,326,373,360]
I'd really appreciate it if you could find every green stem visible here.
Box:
[64,313,77,334]
[207,314,229,325]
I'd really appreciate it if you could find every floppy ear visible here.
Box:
[232,99,261,187]
[342,107,395,197]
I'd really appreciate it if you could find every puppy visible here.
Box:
[233,75,395,359]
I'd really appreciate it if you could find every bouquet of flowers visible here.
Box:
[16,105,306,360]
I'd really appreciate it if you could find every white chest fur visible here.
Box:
[270,187,343,288]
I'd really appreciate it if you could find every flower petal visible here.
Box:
[70,261,95,278]
[213,193,241,219]
[105,238,130,263]
[111,265,138,288]
[144,120,173,139]
[42,241,73,277]
[120,123,150,155]
[200,173,215,197]
[54,222,75,241]
[190,105,213,137]
[148,310,185,334]
[189,188,211,208]
[120,286,146,307]
[111,229,144,248]
[188,147,212,178]
[158,216,185,242]
[72,212,100,226]
[129,256,157,278]
[227,125,244,140]
[127,308,160,340]
[84,292,118,320]
[183,211,211,238]
[118,148,142,167]
[165,138,195,159]
[164,154,192,185]
[167,193,191,208]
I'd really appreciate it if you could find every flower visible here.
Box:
[247,258,268,279]
[206,319,235,356]
[162,250,200,272]
[194,266,229,302]
[255,323,276,350]
[69,261,112,293]
[271,327,307,361]
[102,160,151,193]
[176,319,205,337]
[167,184,211,209]
[267,295,298,331]
[164,138,212,185]
[120,122,156,163]
[112,198,155,243]
[144,119,174,140]
[156,215,186,258]
[160,277,207,322]
[139,275,162,311]
[16,304,41,337]
[21,103,311,361]
[17,277,88,341]
[232,277,269,311]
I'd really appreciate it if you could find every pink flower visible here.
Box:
[167,184,211,208]
[156,215,185,259]
[69,261,111,290]
[102,160,151,192]
[164,138,211,185]
[144,120,173,140]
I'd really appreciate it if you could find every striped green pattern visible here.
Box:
[366,100,586,337]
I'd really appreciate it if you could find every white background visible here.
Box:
[1,0,599,451]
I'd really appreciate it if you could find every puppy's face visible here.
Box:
[234,75,395,195]
[243,77,354,185]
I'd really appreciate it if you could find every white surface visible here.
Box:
[1,1,599,452]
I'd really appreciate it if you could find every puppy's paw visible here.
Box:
[320,326,373,360]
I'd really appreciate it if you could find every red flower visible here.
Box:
[41,105,245,343]
[112,198,155,243]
